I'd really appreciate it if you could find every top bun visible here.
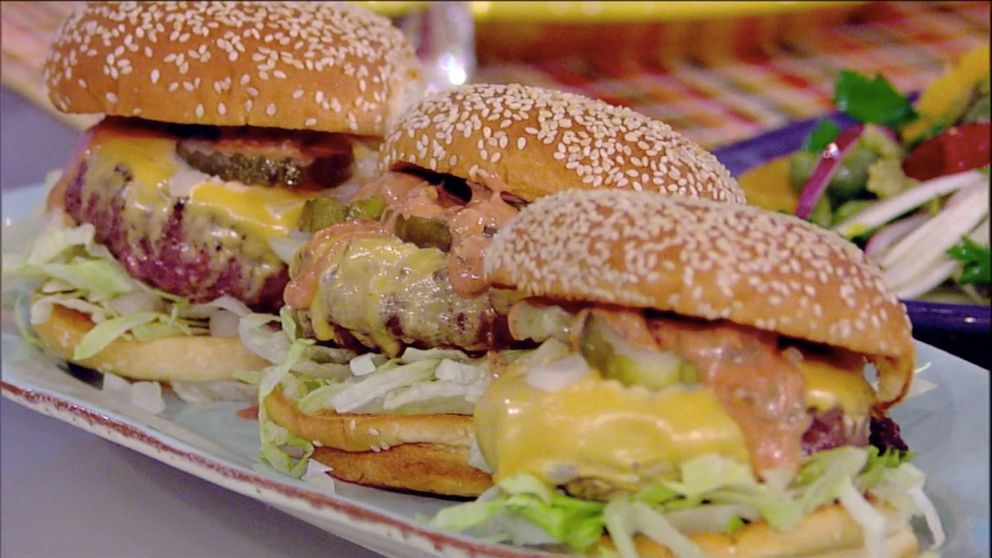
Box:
[44,2,422,136]
[486,189,913,363]
[379,83,745,203]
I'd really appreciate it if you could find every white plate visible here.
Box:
[2,183,989,557]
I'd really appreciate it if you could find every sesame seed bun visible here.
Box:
[34,303,268,382]
[379,83,745,203]
[264,387,490,496]
[485,189,915,407]
[44,2,422,135]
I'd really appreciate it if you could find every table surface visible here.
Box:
[1,2,989,557]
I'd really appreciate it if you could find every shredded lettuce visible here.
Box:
[74,312,160,360]
[9,215,241,359]
[432,447,942,556]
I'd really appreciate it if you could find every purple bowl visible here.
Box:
[712,115,991,352]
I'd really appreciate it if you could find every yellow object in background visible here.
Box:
[902,44,991,143]
[352,1,859,22]
[737,156,797,213]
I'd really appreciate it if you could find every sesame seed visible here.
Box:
[266,103,276,116]
[486,189,912,358]
[105,92,118,104]
[217,102,227,115]
[305,117,317,126]
[45,2,418,134]
[380,84,744,203]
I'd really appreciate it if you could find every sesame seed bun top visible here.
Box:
[486,189,914,365]
[44,2,422,136]
[379,83,745,203]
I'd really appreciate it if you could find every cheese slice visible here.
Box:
[474,369,750,489]
[475,348,876,489]
[84,123,318,247]
[187,181,311,241]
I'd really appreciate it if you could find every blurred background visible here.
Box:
[2,1,989,152]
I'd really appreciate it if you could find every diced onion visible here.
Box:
[525,354,590,392]
[108,290,165,315]
[208,309,241,338]
[349,353,379,376]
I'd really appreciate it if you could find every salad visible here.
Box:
[738,45,990,303]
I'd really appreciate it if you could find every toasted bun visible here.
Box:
[379,83,745,204]
[607,504,917,558]
[486,190,915,406]
[311,444,492,497]
[35,303,268,382]
[264,387,490,496]
[44,2,421,135]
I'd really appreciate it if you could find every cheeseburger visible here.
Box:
[19,2,420,388]
[253,83,746,493]
[432,190,943,557]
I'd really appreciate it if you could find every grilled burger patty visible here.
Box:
[63,160,290,311]
[58,119,364,311]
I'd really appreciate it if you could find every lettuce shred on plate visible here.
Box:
[236,308,494,476]
[431,448,943,558]
[6,212,257,352]
[3,209,257,402]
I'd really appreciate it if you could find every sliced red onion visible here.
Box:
[864,214,930,260]
[794,124,865,219]
[209,309,241,338]
[834,169,984,238]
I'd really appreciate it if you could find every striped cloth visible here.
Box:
[2,1,988,148]
[474,1,990,148]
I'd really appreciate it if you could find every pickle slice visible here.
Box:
[347,196,386,221]
[395,215,452,251]
[579,315,690,390]
[299,197,347,232]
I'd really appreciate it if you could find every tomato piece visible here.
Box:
[903,122,991,180]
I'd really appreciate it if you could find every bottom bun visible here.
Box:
[609,503,918,558]
[265,387,492,496]
[312,444,492,497]
[35,303,269,382]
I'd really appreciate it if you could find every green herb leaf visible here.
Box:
[834,70,917,126]
[947,237,991,286]
[803,120,841,153]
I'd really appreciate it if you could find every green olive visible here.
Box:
[809,196,833,228]
[788,151,819,192]
[828,147,878,203]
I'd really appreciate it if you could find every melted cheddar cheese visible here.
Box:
[475,349,875,488]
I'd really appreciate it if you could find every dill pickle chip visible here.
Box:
[395,215,452,251]
[299,198,347,232]
[346,196,386,221]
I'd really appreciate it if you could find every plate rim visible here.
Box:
[0,376,546,558]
